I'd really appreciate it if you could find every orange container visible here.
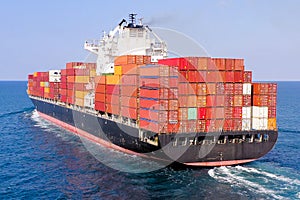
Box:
[234,59,245,71]
[121,64,139,75]
[95,84,105,93]
[67,89,74,97]
[234,95,243,106]
[243,71,252,83]
[121,96,138,108]
[140,109,168,122]
[106,103,120,115]
[121,106,137,119]
[114,55,136,65]
[197,96,207,107]
[95,93,105,102]
[206,107,225,119]
[121,85,138,97]
[139,99,168,110]
[95,76,106,84]
[207,83,216,95]
[197,57,209,70]
[121,75,138,85]
[67,76,75,83]
[268,118,277,130]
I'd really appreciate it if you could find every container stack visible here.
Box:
[27,55,277,133]
[252,83,277,130]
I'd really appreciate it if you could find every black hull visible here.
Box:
[30,97,278,166]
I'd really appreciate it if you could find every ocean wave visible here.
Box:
[278,128,300,134]
[208,166,283,199]
[0,107,34,119]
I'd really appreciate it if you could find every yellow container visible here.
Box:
[114,65,122,75]
[44,87,50,93]
[33,72,38,77]
[40,82,45,87]
[75,76,90,83]
[75,98,84,107]
[75,91,88,99]
[268,118,277,130]
[106,75,121,85]
[90,69,96,78]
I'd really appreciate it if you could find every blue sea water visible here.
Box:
[0,81,300,199]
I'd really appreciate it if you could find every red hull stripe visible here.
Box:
[184,159,256,167]
[37,111,256,167]
[37,111,158,160]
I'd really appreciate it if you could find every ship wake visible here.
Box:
[208,166,300,199]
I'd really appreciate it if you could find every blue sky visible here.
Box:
[0,0,299,81]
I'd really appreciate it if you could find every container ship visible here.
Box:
[27,14,278,167]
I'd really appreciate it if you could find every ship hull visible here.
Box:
[30,97,278,167]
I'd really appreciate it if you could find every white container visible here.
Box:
[49,70,61,76]
[252,106,268,118]
[242,107,251,119]
[252,117,268,130]
[243,83,252,95]
[84,93,95,108]
[49,76,61,82]
[242,118,251,131]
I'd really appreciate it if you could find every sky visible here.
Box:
[0,0,299,81]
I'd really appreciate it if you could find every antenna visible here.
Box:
[129,13,137,25]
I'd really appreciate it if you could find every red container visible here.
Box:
[253,83,269,94]
[225,95,234,107]
[60,95,67,103]
[206,95,216,107]
[216,83,225,95]
[225,59,235,71]
[268,106,277,118]
[122,75,138,85]
[243,95,252,106]
[61,75,67,83]
[179,71,188,82]
[140,98,168,110]
[225,107,233,118]
[140,88,169,99]
[268,83,277,94]
[95,101,105,111]
[140,120,167,133]
[234,59,244,71]
[215,95,225,107]
[225,83,234,94]
[168,110,179,122]
[121,96,138,108]
[233,107,242,118]
[121,106,137,119]
[74,83,87,91]
[233,119,242,131]
[61,82,67,89]
[188,71,205,83]
[234,83,243,95]
[268,95,277,107]
[66,62,84,69]
[243,71,252,83]
[224,119,234,131]
[140,109,168,122]
[67,97,74,104]
[197,120,206,132]
[140,77,168,88]
[168,123,179,133]
[106,94,120,105]
[198,108,207,119]
[106,84,120,95]
[212,58,226,71]
[234,71,244,83]
[225,71,234,82]
[187,120,197,132]
[178,83,196,95]
[95,93,105,103]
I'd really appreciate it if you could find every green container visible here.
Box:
[188,107,197,120]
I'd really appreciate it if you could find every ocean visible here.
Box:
[0,81,299,199]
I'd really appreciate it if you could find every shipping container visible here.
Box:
[114,55,136,65]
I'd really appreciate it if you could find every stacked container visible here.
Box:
[27,55,277,133]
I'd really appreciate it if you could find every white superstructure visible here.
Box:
[84,14,167,74]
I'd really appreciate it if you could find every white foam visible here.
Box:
[236,166,300,186]
[209,166,282,199]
